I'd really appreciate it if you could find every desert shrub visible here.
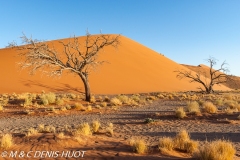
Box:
[128,99,139,106]
[56,98,64,105]
[186,101,200,114]
[0,99,8,106]
[87,105,92,111]
[106,123,114,136]
[130,95,141,102]
[104,96,110,102]
[48,106,55,112]
[92,120,101,133]
[174,130,190,150]
[184,140,198,153]
[117,95,130,104]
[215,99,224,106]
[76,123,92,136]
[24,96,33,107]
[157,94,165,99]
[40,93,56,104]
[0,134,13,149]
[225,107,234,115]
[90,96,96,103]
[59,106,67,111]
[130,139,148,154]
[38,124,45,132]
[27,128,38,136]
[44,125,56,133]
[110,97,122,106]
[224,100,237,109]
[69,93,77,99]
[41,98,49,105]
[144,118,155,123]
[101,102,107,107]
[198,100,204,106]
[168,94,174,100]
[0,105,4,111]
[181,93,187,99]
[190,94,199,101]
[197,140,235,160]
[175,107,186,119]
[98,96,103,102]
[73,103,85,111]
[158,137,174,151]
[203,102,217,113]
[65,104,72,110]
[58,132,65,139]
[146,96,156,101]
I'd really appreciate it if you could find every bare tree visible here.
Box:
[18,32,120,101]
[175,57,230,94]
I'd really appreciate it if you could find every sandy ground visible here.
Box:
[0,98,240,160]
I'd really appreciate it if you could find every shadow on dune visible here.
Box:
[66,139,195,160]
[141,132,240,143]
[20,79,84,93]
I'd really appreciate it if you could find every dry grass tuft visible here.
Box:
[27,128,38,136]
[110,97,122,106]
[186,101,200,114]
[101,102,107,107]
[203,102,217,113]
[215,99,224,106]
[197,140,235,160]
[0,134,13,149]
[175,107,186,119]
[174,129,190,150]
[224,100,237,109]
[56,98,64,105]
[76,123,92,136]
[0,105,4,111]
[92,120,101,133]
[40,92,56,105]
[158,137,174,151]
[130,139,148,154]
[38,124,45,132]
[57,132,65,139]
[87,105,92,111]
[73,103,85,111]
[184,140,199,153]
[106,123,114,136]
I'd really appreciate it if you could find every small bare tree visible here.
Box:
[175,57,230,94]
[18,32,120,102]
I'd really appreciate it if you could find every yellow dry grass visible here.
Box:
[197,140,235,160]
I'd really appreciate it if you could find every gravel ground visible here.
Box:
[0,99,240,157]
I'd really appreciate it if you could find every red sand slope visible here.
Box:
[0,35,230,94]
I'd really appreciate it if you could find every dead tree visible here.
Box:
[18,32,120,102]
[175,57,230,94]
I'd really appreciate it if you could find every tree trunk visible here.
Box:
[206,85,213,94]
[79,73,91,102]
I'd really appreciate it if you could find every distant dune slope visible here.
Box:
[182,64,240,90]
[0,35,230,94]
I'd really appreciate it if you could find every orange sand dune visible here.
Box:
[0,35,230,94]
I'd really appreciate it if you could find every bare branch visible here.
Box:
[175,57,230,94]
[17,31,121,101]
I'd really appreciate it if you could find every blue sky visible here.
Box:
[1,0,239,76]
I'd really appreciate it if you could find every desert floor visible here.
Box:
[0,92,240,160]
